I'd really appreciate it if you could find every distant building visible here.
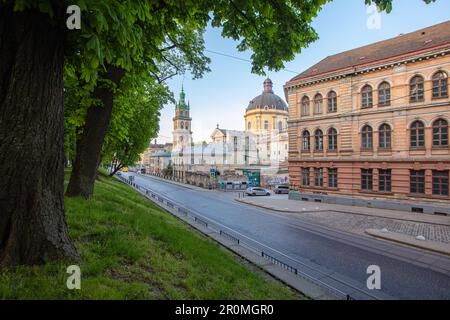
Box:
[285,21,450,203]
[171,87,193,181]
[169,79,290,187]
[140,140,172,174]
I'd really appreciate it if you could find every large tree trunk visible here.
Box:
[0,7,78,266]
[66,66,125,198]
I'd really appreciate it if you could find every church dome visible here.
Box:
[246,79,288,112]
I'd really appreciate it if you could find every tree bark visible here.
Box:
[0,7,78,266]
[66,65,125,198]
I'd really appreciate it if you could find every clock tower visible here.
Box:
[172,86,193,152]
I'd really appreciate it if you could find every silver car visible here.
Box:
[246,187,271,196]
[274,185,290,194]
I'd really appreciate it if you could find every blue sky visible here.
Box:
[156,0,450,144]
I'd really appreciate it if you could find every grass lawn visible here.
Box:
[0,174,301,300]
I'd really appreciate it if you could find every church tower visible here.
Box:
[172,87,193,152]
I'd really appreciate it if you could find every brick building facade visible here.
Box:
[285,21,450,204]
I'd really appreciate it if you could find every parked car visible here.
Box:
[246,187,271,196]
[274,185,290,194]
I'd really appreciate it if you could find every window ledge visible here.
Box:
[409,147,426,151]
[432,95,449,100]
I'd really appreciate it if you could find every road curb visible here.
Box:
[365,229,450,256]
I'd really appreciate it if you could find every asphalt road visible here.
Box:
[122,173,450,300]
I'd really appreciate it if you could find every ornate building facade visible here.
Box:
[285,21,450,204]
[172,87,193,181]
[169,79,290,187]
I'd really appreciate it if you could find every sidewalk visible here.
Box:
[235,196,450,226]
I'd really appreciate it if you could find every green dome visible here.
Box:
[177,87,189,110]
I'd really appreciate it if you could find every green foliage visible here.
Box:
[365,0,436,13]
[0,176,300,299]
[102,73,172,170]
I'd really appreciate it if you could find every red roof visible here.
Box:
[289,20,450,83]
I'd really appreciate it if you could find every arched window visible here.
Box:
[379,124,391,149]
[314,94,323,114]
[180,121,184,130]
[314,129,324,151]
[328,128,338,151]
[361,125,373,149]
[248,121,251,130]
[278,121,283,132]
[361,85,373,109]
[432,71,448,98]
[302,130,310,151]
[410,75,424,102]
[433,119,449,147]
[378,82,391,107]
[301,96,310,116]
[264,120,269,130]
[410,121,425,148]
[327,91,337,113]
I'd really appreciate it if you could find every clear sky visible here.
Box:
[155,0,450,144]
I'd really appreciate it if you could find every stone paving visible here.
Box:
[236,196,450,244]
[297,210,450,244]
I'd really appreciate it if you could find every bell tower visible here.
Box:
[172,86,193,152]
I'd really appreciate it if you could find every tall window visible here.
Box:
[248,121,251,130]
[314,168,324,187]
[432,71,448,98]
[361,125,373,149]
[379,124,391,149]
[433,171,449,196]
[328,168,338,188]
[410,121,425,148]
[302,168,310,186]
[328,128,338,151]
[410,75,424,102]
[361,85,373,109]
[378,82,391,106]
[314,94,323,114]
[302,130,310,151]
[180,121,184,130]
[410,170,425,194]
[278,121,283,132]
[327,91,337,113]
[379,169,392,192]
[432,119,448,147]
[264,120,269,130]
[314,129,324,151]
[361,169,373,191]
[301,96,310,116]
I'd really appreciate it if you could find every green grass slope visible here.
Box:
[0,175,300,300]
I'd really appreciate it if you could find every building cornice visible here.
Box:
[284,45,450,96]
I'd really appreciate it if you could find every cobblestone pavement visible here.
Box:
[296,210,450,244]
